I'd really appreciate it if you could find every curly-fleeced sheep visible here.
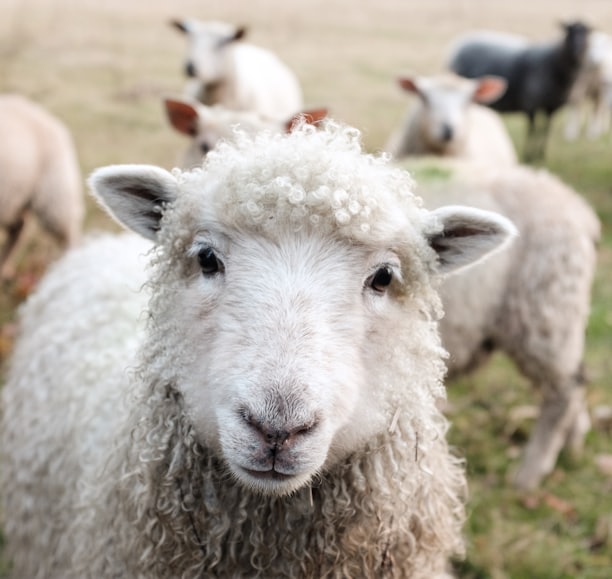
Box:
[386,73,517,166]
[0,94,84,278]
[448,22,591,161]
[163,96,327,168]
[1,123,516,578]
[401,157,600,489]
[171,19,303,122]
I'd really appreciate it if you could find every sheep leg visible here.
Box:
[523,112,543,163]
[564,103,583,141]
[0,213,28,279]
[513,383,583,490]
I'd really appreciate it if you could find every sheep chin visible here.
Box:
[229,463,315,497]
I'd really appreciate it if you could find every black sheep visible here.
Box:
[449,21,591,162]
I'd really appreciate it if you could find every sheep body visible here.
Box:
[402,158,600,488]
[448,22,591,160]
[0,94,83,277]
[172,19,303,121]
[1,123,516,578]
[386,73,517,166]
[565,31,612,139]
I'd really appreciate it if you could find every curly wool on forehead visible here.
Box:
[174,122,436,248]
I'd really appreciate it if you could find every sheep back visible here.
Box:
[0,94,83,245]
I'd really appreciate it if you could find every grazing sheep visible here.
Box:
[401,157,600,489]
[386,73,517,166]
[171,19,303,121]
[448,22,591,161]
[0,94,84,278]
[564,31,612,140]
[164,96,327,168]
[1,122,516,578]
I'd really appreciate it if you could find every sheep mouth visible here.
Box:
[241,467,296,482]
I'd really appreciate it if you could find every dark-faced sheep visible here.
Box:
[1,122,516,578]
[448,22,591,161]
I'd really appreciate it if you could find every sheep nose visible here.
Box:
[441,124,454,142]
[185,61,196,78]
[243,413,317,449]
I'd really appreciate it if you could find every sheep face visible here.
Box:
[399,74,507,153]
[171,19,245,85]
[90,125,516,497]
[178,230,396,495]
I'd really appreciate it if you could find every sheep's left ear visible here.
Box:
[285,108,329,132]
[89,165,179,241]
[426,205,517,275]
[472,76,507,104]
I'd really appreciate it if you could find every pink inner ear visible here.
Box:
[473,77,507,104]
[165,100,199,137]
[285,108,329,133]
[397,77,419,94]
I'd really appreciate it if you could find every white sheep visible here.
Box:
[163,96,327,168]
[171,19,303,121]
[401,157,600,489]
[564,30,612,140]
[1,122,516,578]
[0,94,84,278]
[386,73,518,166]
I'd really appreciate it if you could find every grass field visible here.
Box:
[1,0,611,576]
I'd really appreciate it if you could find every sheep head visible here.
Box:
[171,19,246,83]
[90,123,515,497]
[398,73,507,153]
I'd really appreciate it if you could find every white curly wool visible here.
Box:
[1,123,515,578]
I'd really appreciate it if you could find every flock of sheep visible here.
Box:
[0,14,607,578]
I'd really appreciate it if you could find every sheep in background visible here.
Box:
[448,21,591,162]
[564,30,612,140]
[163,96,327,168]
[1,122,517,578]
[386,73,517,166]
[0,94,84,279]
[171,19,303,121]
[400,157,600,489]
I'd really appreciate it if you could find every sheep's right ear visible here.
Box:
[170,19,189,34]
[165,98,200,136]
[426,205,517,275]
[89,165,179,241]
[397,76,421,95]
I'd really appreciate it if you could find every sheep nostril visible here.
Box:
[441,124,454,142]
[241,410,318,445]
[185,61,196,78]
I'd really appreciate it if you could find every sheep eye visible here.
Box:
[198,247,224,276]
[368,266,393,293]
